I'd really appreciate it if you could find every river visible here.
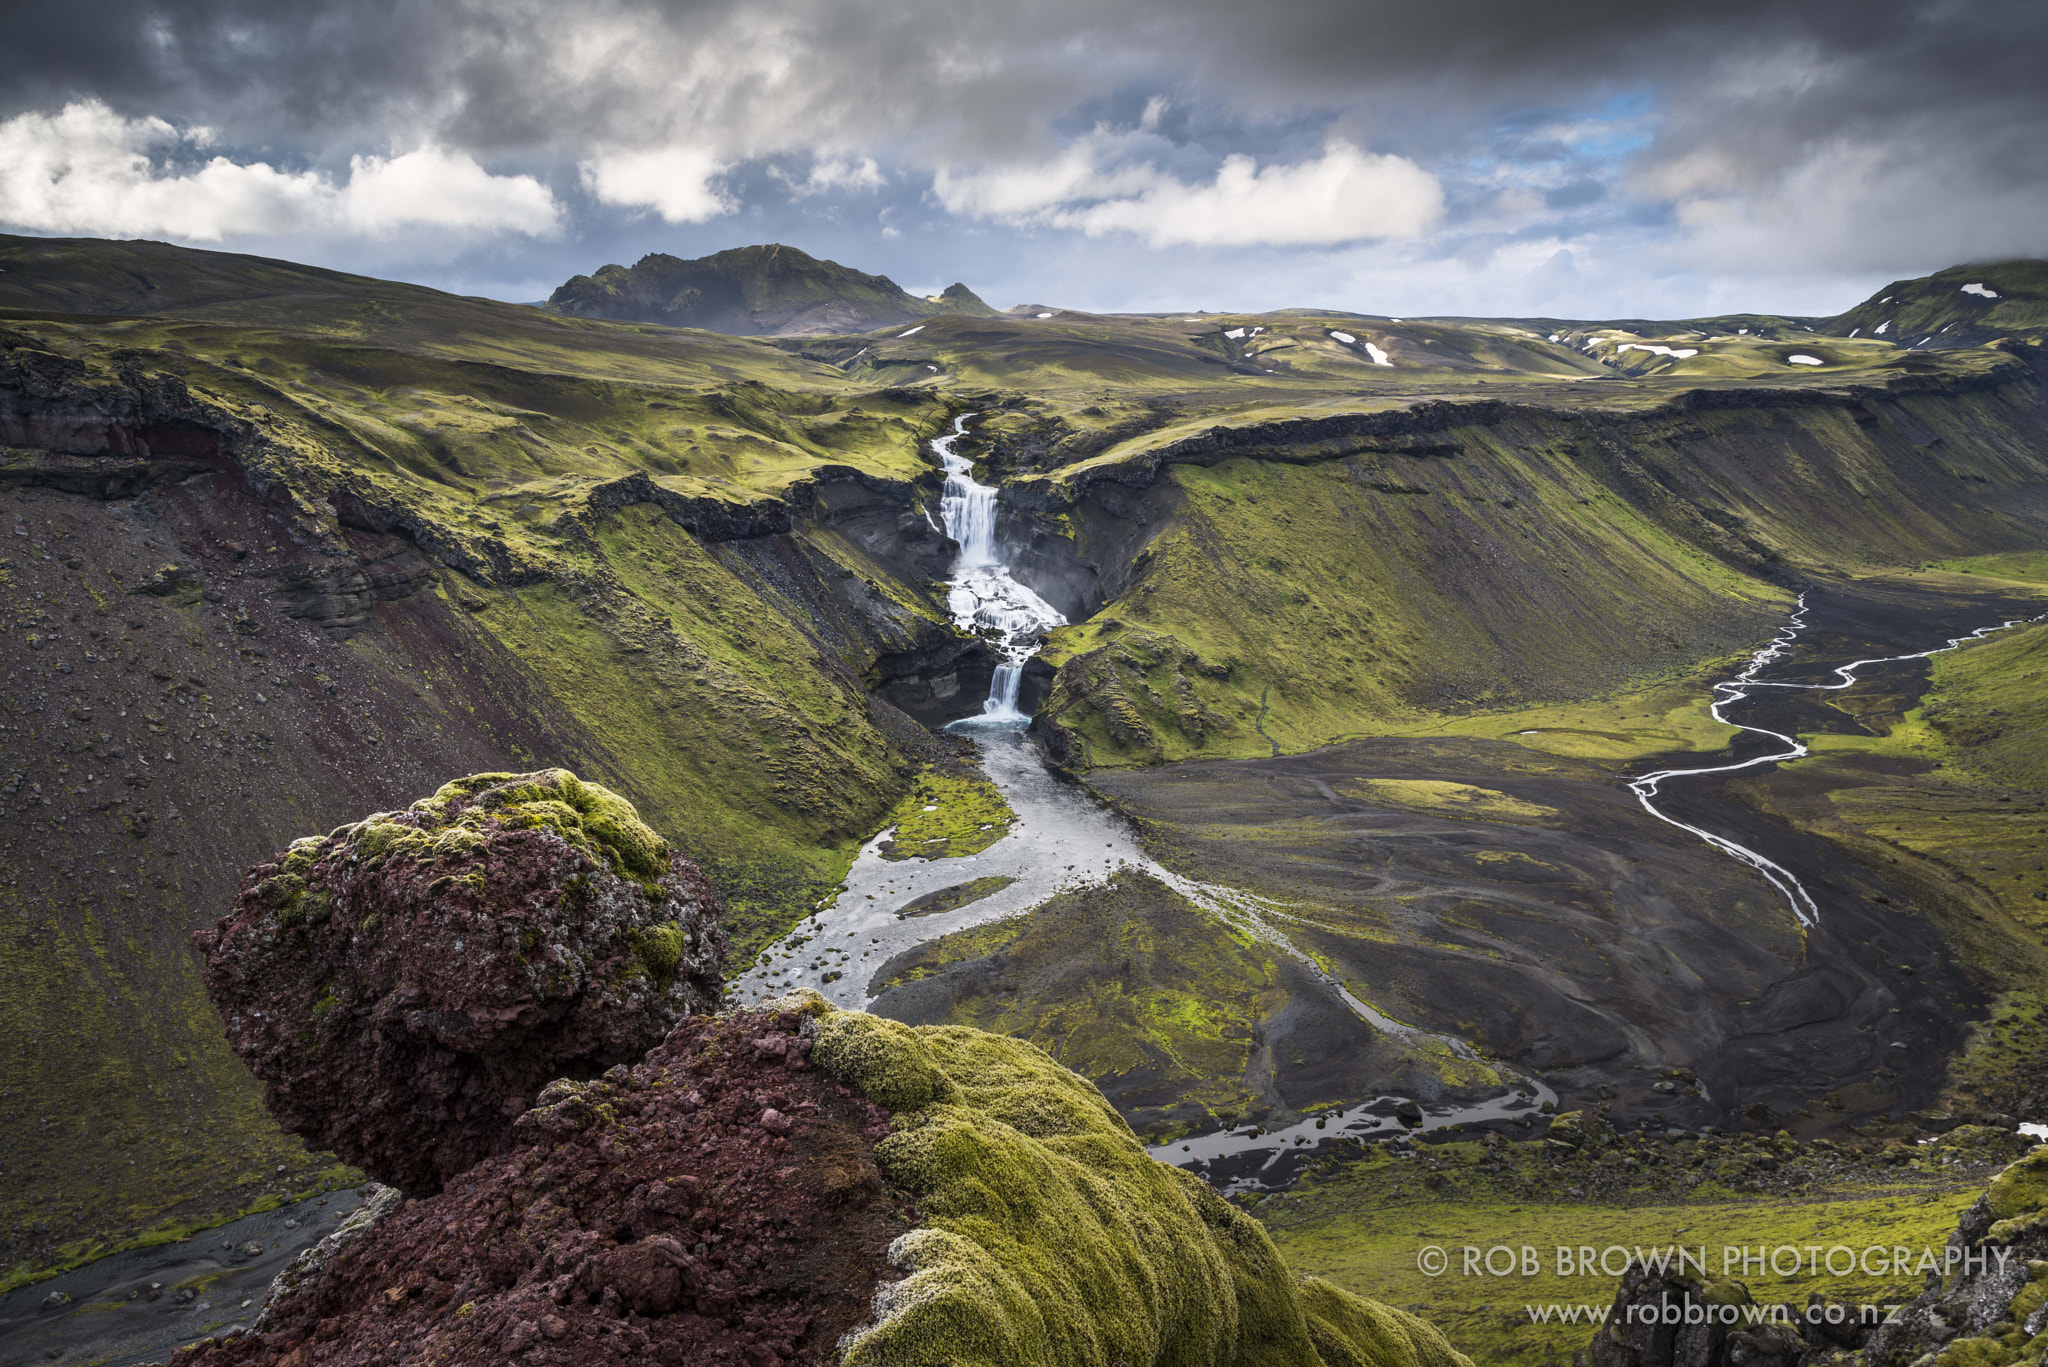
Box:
[1629,592,2040,926]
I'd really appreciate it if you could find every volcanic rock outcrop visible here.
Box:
[182,990,1474,1367]
[193,769,725,1194]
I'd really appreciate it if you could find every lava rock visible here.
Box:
[193,769,725,1193]
[177,1008,908,1367]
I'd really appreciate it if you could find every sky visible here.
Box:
[1,0,2044,320]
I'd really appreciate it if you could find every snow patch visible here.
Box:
[1328,330,1356,344]
[1223,327,1246,339]
[1874,321,1889,335]
[1737,327,1748,334]
[1786,354,1824,366]
[1364,342,1392,366]
[897,325,925,337]
[1847,328,1859,338]
[1615,343,1699,360]
[1035,311,1054,319]
[1961,282,1999,299]
[2021,1122,2048,1141]
[1548,334,1561,343]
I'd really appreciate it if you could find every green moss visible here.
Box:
[794,993,1472,1367]
[813,1011,951,1111]
[879,770,1016,861]
[633,923,687,983]
[1986,1147,2048,1241]
[1298,1279,1474,1367]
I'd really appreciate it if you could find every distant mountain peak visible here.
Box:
[546,245,995,336]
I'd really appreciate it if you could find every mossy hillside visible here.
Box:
[1034,376,2048,769]
[868,870,1291,1136]
[1824,259,2048,345]
[1915,616,2048,791]
[460,508,924,961]
[0,871,357,1294]
[1942,992,2048,1132]
[1936,550,2048,586]
[3,313,948,512]
[877,769,1017,861]
[802,1000,1472,1367]
[1035,429,1790,768]
[1258,1146,1982,1367]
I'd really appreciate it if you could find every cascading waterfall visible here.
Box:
[932,414,1066,721]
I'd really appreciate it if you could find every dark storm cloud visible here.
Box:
[6,0,2044,161]
[1,0,2043,312]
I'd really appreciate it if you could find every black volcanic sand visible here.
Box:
[0,1188,366,1367]
[1083,577,2048,1138]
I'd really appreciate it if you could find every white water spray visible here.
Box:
[932,414,1066,720]
[1630,594,2039,925]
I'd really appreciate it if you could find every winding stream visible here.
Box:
[1629,594,2039,926]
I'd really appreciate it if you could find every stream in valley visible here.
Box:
[734,416,1554,1190]
[1629,593,2041,926]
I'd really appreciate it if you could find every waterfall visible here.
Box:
[931,415,1066,722]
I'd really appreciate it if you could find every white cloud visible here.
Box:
[936,136,1442,248]
[775,154,886,197]
[579,144,736,223]
[0,101,563,241]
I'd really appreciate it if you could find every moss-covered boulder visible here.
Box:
[193,768,724,1194]
[808,1002,1472,1367]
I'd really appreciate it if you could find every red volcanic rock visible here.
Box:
[194,769,725,1194]
[177,1009,908,1367]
